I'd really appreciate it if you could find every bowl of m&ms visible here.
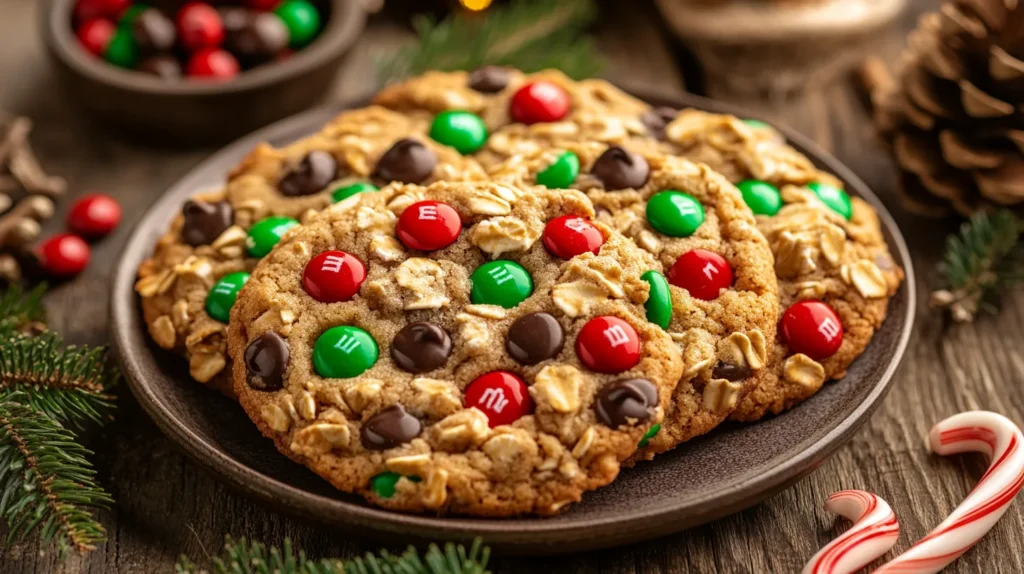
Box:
[41,0,366,143]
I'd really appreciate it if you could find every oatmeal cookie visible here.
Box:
[487,143,778,456]
[227,181,683,516]
[136,106,485,390]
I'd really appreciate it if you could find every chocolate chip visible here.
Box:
[468,65,510,93]
[278,151,338,197]
[137,55,182,79]
[391,322,452,373]
[226,12,289,66]
[361,405,423,450]
[181,200,233,246]
[506,312,563,365]
[374,139,437,184]
[712,362,753,382]
[244,332,289,391]
[132,9,176,53]
[640,106,678,140]
[595,379,658,428]
[590,146,650,190]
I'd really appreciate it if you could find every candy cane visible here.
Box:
[801,490,900,574]
[872,411,1024,574]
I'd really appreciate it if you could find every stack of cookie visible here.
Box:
[136,67,903,517]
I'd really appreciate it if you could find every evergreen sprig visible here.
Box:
[931,209,1024,321]
[176,536,491,574]
[379,0,602,82]
[0,332,117,427]
[0,284,45,337]
[0,391,113,557]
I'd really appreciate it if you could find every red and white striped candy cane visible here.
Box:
[802,490,900,574]
[872,411,1024,574]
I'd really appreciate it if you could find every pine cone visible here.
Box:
[873,0,1024,217]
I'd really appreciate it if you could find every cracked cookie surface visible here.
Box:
[487,143,778,457]
[227,181,683,516]
[136,106,485,391]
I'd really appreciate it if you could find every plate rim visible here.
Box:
[109,88,916,553]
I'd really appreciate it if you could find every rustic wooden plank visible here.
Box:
[2,0,1023,572]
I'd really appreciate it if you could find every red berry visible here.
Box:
[302,251,366,303]
[464,371,533,427]
[780,301,843,360]
[509,81,571,124]
[542,215,604,259]
[667,249,733,301]
[67,194,121,238]
[74,0,130,21]
[245,0,281,9]
[37,233,91,277]
[575,316,641,374]
[76,19,116,57]
[395,201,461,251]
[177,2,224,51]
[186,48,239,79]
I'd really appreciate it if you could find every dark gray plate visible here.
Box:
[109,91,915,555]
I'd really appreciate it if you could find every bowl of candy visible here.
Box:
[41,0,366,144]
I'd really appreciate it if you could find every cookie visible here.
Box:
[373,68,655,168]
[136,106,486,389]
[648,109,905,420]
[227,181,684,516]
[487,143,778,457]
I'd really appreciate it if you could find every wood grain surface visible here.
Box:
[2,0,1023,572]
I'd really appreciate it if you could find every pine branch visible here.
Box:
[931,209,1024,321]
[176,536,491,574]
[379,0,603,83]
[0,392,112,557]
[0,283,45,336]
[0,332,117,427]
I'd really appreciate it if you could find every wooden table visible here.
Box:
[4,0,1023,572]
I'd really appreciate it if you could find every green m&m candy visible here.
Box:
[104,27,138,69]
[808,181,852,220]
[370,472,421,498]
[332,182,378,203]
[470,260,533,308]
[246,216,299,257]
[535,151,579,188]
[206,272,250,322]
[639,423,661,447]
[742,119,772,131]
[646,190,704,237]
[275,0,321,48]
[737,180,782,216]
[313,326,378,378]
[429,111,488,154]
[640,270,671,329]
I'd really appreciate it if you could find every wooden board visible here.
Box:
[3,0,1023,572]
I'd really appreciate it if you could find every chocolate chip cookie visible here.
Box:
[487,143,779,457]
[646,109,904,420]
[227,181,684,516]
[136,106,486,390]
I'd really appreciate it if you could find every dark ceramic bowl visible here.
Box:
[40,0,366,144]
[109,91,915,555]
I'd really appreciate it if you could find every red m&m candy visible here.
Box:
[395,200,461,251]
[177,2,224,51]
[76,19,115,57]
[67,194,121,239]
[780,301,843,360]
[302,251,366,303]
[575,316,641,374]
[542,215,603,259]
[667,249,733,301]
[464,371,533,427]
[37,233,91,278]
[509,81,571,124]
[74,0,130,22]
[186,48,239,79]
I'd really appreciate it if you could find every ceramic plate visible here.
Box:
[109,91,915,555]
